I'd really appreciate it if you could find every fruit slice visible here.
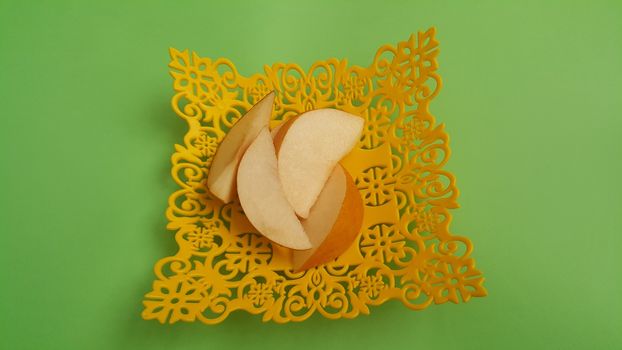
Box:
[270,122,284,138]
[207,92,275,203]
[237,127,312,250]
[293,164,364,271]
[274,109,364,218]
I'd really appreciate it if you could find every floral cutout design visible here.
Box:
[142,28,487,324]
[356,166,395,206]
[143,276,203,323]
[224,233,273,273]
[359,223,406,263]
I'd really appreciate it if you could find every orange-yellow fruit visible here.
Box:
[292,164,364,271]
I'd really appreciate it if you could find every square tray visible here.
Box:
[142,27,486,324]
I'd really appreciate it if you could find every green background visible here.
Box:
[1,1,621,349]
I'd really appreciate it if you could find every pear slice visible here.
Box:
[293,164,364,271]
[237,127,312,250]
[207,92,275,203]
[270,122,284,138]
[274,109,364,218]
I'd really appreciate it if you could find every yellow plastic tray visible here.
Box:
[142,27,487,324]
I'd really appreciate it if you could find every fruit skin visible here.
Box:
[274,109,364,219]
[207,92,275,203]
[236,127,312,250]
[292,165,364,271]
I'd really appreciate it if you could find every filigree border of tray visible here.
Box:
[142,27,487,324]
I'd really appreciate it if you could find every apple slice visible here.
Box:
[207,92,275,203]
[274,109,364,218]
[293,164,364,271]
[237,127,312,250]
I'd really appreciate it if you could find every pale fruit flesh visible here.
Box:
[275,109,364,218]
[270,122,284,138]
[293,164,364,271]
[237,127,312,250]
[207,92,275,203]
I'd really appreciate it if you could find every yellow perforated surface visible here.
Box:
[142,28,487,324]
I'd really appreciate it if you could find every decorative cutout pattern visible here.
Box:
[142,27,487,324]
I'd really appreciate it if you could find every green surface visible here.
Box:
[1,1,621,349]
